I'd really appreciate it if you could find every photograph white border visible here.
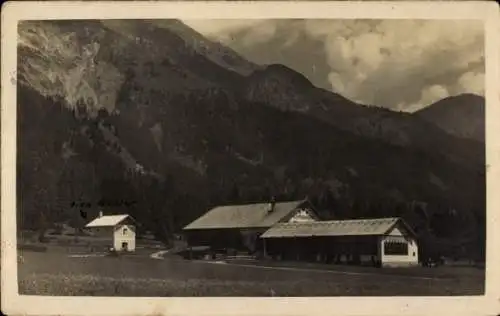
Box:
[2,1,499,315]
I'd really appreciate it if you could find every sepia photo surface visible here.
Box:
[2,1,500,316]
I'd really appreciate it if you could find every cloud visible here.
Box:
[413,84,450,112]
[303,19,484,109]
[457,71,485,96]
[182,19,268,43]
[183,19,485,111]
[182,19,266,37]
[240,21,278,46]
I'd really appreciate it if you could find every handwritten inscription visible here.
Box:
[70,200,137,208]
[80,209,88,219]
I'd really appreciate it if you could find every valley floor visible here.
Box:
[18,250,484,296]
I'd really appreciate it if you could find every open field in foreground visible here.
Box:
[18,251,484,296]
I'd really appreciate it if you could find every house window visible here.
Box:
[123,227,128,235]
[384,241,408,255]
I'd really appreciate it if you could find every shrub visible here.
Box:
[107,248,120,257]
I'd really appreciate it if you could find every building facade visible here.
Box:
[85,212,136,252]
[184,199,419,267]
[261,217,419,267]
[378,223,419,267]
[182,199,319,255]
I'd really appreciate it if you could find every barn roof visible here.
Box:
[85,214,133,227]
[183,200,307,230]
[261,217,415,238]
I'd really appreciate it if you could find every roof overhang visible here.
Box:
[85,214,137,228]
[384,217,418,239]
[260,217,403,239]
[182,199,308,231]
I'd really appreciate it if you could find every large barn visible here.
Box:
[183,199,420,267]
[182,198,319,255]
[260,217,419,267]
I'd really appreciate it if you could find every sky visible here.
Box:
[182,19,485,112]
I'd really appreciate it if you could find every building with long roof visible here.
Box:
[261,217,419,267]
[183,198,319,254]
[183,199,420,267]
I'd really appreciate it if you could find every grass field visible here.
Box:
[18,251,484,297]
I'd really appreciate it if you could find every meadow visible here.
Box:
[18,251,484,296]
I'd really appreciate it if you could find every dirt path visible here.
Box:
[150,250,169,259]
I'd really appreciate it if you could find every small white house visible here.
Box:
[85,212,136,252]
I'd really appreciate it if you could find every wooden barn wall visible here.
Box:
[264,236,380,261]
[185,228,266,252]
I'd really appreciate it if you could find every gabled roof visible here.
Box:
[183,200,308,230]
[85,214,134,228]
[261,217,416,239]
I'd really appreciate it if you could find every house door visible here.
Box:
[122,242,128,251]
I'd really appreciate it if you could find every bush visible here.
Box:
[107,248,120,257]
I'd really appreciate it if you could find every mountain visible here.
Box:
[17,20,485,258]
[147,19,262,76]
[243,64,484,170]
[414,94,485,143]
[18,20,247,113]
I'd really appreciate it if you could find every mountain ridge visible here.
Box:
[415,94,485,142]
